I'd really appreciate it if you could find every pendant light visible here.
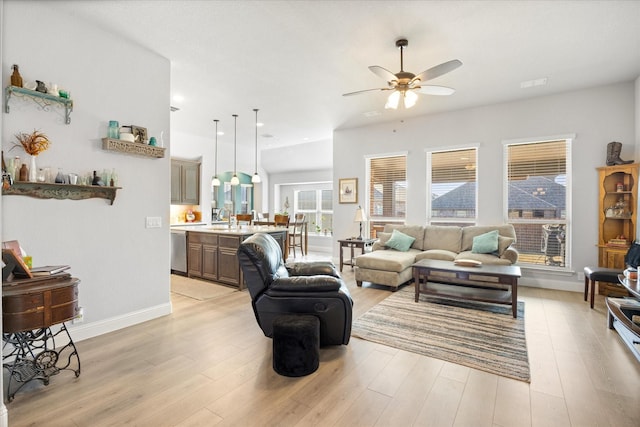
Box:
[230,114,240,186]
[211,119,221,187]
[251,108,261,183]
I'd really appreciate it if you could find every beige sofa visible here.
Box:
[354,224,518,290]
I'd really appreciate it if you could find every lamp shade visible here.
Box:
[230,174,239,186]
[384,91,400,109]
[212,176,221,187]
[353,206,366,222]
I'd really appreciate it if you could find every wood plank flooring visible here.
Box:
[5,256,640,426]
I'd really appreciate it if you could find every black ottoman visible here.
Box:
[272,315,320,377]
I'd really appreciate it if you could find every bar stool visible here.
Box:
[583,266,622,308]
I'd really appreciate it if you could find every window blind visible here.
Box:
[368,155,407,220]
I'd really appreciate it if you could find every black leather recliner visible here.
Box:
[237,233,353,346]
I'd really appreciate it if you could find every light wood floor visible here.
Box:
[5,255,640,426]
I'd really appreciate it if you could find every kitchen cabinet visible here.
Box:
[187,232,218,281]
[183,227,287,289]
[171,159,200,205]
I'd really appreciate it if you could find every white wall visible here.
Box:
[1,2,171,340]
[333,82,637,292]
[171,129,267,220]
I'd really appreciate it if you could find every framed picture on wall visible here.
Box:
[339,178,358,204]
[131,125,148,144]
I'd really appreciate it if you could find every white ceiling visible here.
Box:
[52,1,640,158]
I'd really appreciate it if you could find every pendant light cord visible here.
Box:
[214,119,219,177]
[233,114,238,175]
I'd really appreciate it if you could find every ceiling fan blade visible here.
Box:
[368,65,398,82]
[342,87,389,97]
[411,59,462,84]
[415,85,456,96]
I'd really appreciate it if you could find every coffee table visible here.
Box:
[412,259,521,317]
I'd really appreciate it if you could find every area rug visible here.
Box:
[352,285,530,382]
[170,275,236,301]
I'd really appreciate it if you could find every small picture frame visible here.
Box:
[131,125,148,144]
[339,178,358,204]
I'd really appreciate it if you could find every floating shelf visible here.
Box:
[102,138,166,158]
[2,182,121,205]
[5,85,73,124]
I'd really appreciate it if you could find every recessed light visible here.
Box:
[172,94,184,103]
[217,131,224,135]
[256,122,264,127]
[363,110,381,117]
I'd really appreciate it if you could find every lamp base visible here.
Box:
[357,222,363,240]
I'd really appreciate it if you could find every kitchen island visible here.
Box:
[171,225,288,290]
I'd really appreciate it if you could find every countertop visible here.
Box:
[170,224,288,236]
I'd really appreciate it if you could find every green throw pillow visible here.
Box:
[472,230,499,254]
[385,229,416,252]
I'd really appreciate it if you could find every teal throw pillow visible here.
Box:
[385,229,416,252]
[472,230,499,254]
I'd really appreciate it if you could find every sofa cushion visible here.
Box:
[498,235,515,256]
[385,229,416,252]
[415,249,457,262]
[461,225,516,252]
[355,249,420,273]
[472,230,499,254]
[423,226,462,253]
[377,232,391,246]
[382,225,425,250]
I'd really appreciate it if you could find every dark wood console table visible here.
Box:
[606,275,640,362]
[338,238,376,272]
[2,274,81,401]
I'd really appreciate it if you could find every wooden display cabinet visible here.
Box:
[597,163,639,295]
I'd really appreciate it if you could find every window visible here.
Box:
[367,154,407,236]
[295,188,333,235]
[505,138,571,268]
[427,147,477,226]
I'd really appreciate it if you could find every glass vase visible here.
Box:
[28,155,37,182]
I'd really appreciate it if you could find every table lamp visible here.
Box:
[354,206,366,240]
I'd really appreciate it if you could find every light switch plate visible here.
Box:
[146,216,162,228]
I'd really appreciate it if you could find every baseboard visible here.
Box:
[67,302,173,342]
[519,277,583,292]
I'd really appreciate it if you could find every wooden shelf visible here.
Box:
[102,138,165,158]
[5,85,73,124]
[2,182,121,205]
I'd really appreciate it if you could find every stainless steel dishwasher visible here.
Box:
[170,229,187,274]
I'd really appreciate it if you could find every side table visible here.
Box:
[338,238,376,272]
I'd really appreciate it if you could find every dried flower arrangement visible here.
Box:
[13,130,50,155]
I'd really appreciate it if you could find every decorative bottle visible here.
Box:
[10,64,23,88]
[19,164,28,181]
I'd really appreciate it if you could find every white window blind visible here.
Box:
[367,155,407,235]
[505,139,570,268]
[429,148,477,225]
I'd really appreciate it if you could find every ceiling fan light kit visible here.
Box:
[344,38,462,110]
[251,108,261,184]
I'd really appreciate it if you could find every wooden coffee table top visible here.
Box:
[412,259,521,278]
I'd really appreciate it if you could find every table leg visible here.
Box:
[350,244,355,269]
[414,268,420,302]
[339,243,344,272]
[512,278,518,318]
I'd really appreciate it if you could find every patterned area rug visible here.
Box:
[352,285,530,382]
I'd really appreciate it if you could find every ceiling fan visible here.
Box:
[343,38,462,109]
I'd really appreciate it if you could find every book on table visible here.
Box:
[29,265,71,276]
